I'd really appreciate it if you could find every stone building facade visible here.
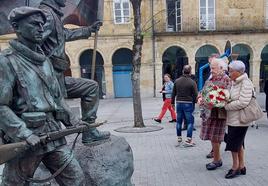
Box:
[1,0,268,98]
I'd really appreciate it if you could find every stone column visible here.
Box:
[155,57,163,97]
[71,66,81,78]
[104,64,114,98]
[251,59,261,92]
[187,52,196,74]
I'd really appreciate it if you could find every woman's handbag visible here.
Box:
[239,95,263,124]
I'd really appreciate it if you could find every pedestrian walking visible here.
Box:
[172,65,198,146]
[182,74,197,131]
[154,74,176,123]
[224,61,255,179]
[199,58,231,170]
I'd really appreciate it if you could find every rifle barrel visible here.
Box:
[0,122,104,165]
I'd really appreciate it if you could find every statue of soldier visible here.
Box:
[39,0,110,144]
[0,7,85,186]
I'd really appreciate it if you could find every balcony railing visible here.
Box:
[153,17,268,35]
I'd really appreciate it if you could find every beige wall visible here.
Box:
[154,0,267,32]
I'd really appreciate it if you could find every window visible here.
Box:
[166,0,182,32]
[266,0,268,28]
[113,0,130,24]
[199,0,215,31]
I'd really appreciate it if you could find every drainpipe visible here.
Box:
[151,0,156,97]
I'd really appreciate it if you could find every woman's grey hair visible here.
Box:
[211,58,228,71]
[229,60,245,73]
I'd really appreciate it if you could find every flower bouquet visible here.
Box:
[202,84,229,109]
[200,83,229,121]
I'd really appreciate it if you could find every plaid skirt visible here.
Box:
[200,118,226,142]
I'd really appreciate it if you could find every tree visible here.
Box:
[130,0,145,128]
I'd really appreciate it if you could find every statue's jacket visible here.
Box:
[0,39,67,155]
[39,2,92,97]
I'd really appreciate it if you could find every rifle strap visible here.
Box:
[17,133,81,184]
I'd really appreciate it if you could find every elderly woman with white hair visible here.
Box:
[224,60,253,179]
[199,57,231,171]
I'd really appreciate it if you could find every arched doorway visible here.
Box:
[79,49,105,98]
[260,45,268,92]
[162,46,188,81]
[112,48,133,98]
[232,44,252,76]
[195,45,219,88]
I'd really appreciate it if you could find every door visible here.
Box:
[113,65,133,98]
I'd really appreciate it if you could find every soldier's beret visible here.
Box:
[8,6,47,23]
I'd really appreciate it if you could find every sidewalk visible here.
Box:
[95,96,268,186]
[1,96,268,186]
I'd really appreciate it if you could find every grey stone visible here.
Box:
[76,135,134,186]
[34,135,134,186]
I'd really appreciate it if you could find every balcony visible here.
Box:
[153,17,268,36]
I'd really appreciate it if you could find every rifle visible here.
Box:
[0,122,104,165]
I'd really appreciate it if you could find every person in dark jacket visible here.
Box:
[172,65,198,146]
[182,74,197,131]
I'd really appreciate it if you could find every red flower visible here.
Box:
[219,91,225,96]
[216,97,225,101]
[219,86,225,89]
[213,86,218,90]
[209,95,214,99]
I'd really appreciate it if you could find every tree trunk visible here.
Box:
[130,0,145,128]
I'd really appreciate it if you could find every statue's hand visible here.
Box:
[90,21,102,33]
[26,134,41,149]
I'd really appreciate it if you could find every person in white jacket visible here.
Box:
[224,60,253,179]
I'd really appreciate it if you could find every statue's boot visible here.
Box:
[81,100,110,144]
[82,127,110,144]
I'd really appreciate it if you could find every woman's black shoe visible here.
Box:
[240,167,246,175]
[206,160,222,170]
[225,169,241,179]
[154,119,161,123]
[169,119,177,123]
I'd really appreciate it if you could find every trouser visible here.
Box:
[1,146,85,186]
[183,102,195,127]
[65,77,99,124]
[158,98,176,120]
[176,102,194,138]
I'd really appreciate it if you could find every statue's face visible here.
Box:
[14,13,45,44]
[54,0,66,7]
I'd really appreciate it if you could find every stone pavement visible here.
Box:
[96,96,268,186]
[1,95,268,186]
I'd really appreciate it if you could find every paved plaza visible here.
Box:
[1,95,268,186]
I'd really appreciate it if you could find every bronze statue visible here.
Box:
[0,7,86,185]
[39,0,110,144]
